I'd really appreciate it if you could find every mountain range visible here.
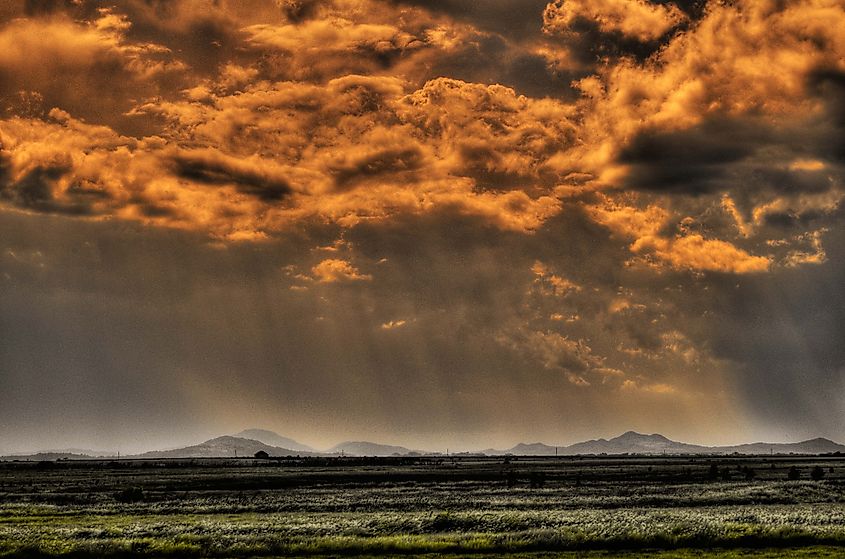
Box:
[482,431,845,456]
[3,430,844,460]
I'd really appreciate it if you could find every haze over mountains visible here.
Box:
[3,430,845,460]
[482,432,845,456]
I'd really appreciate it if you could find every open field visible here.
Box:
[1,456,845,557]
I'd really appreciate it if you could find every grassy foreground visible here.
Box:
[3,505,845,557]
[1,456,844,557]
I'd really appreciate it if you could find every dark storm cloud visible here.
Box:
[616,108,843,201]
[390,0,551,40]
[330,146,425,190]
[807,71,845,164]
[617,118,768,194]
[171,150,293,202]
[422,33,580,99]
[0,164,90,215]
[540,0,701,70]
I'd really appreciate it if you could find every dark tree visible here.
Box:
[788,466,800,480]
[811,465,825,481]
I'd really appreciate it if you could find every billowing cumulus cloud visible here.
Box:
[1,0,844,452]
[543,0,686,42]
[0,10,185,132]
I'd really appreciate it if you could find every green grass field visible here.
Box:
[1,456,844,557]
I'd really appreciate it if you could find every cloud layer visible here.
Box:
[1,0,844,451]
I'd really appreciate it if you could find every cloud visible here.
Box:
[169,148,294,201]
[312,258,372,282]
[0,109,136,215]
[129,75,575,232]
[243,18,425,82]
[1,0,844,457]
[391,0,551,40]
[0,10,184,131]
[1,0,842,278]
[641,234,771,274]
[531,260,580,296]
[621,379,678,394]
[498,328,600,383]
[585,195,772,273]
[543,0,686,42]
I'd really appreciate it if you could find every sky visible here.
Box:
[0,0,844,454]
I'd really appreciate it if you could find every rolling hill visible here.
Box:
[5,431,845,461]
[490,432,845,456]
[131,436,318,458]
[232,429,315,452]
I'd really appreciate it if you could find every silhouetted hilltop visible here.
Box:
[4,431,845,461]
[716,437,845,455]
[489,432,845,456]
[233,429,315,452]
[132,436,320,458]
[564,431,709,455]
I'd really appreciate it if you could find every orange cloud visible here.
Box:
[543,0,685,42]
[0,0,842,276]
[648,235,771,274]
[312,258,372,282]
[586,195,771,274]
[0,11,183,127]
[531,261,580,296]
[132,76,573,232]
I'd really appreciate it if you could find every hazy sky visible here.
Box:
[1,0,844,454]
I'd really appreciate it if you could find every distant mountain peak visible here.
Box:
[132,435,321,459]
[613,431,671,442]
[233,429,314,453]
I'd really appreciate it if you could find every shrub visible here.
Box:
[811,465,825,481]
[115,486,144,503]
[787,466,800,481]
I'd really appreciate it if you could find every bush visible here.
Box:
[115,486,144,503]
[787,466,800,481]
[811,465,825,481]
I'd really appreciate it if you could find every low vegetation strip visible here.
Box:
[3,506,845,557]
[1,458,844,557]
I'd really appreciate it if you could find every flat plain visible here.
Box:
[1,455,844,557]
